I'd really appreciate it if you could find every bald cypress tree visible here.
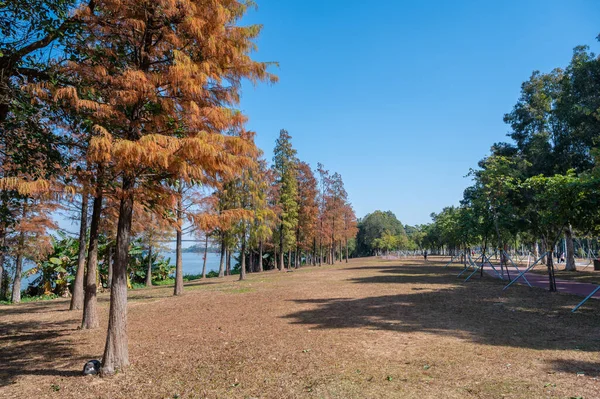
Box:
[272,130,298,271]
[55,0,275,375]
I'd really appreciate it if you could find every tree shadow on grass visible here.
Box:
[0,319,92,387]
[347,264,465,285]
[283,264,600,352]
[548,359,600,377]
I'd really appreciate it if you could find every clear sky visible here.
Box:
[238,0,600,226]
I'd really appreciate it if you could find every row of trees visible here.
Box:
[0,0,357,375]
[421,37,600,290]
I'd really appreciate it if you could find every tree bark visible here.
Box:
[202,234,208,279]
[287,250,292,270]
[318,239,322,266]
[218,234,225,277]
[258,240,264,272]
[101,177,134,376]
[145,245,153,287]
[82,193,103,329]
[249,249,254,273]
[71,195,89,310]
[0,233,6,300]
[565,225,576,271]
[226,250,231,276]
[278,224,284,271]
[174,191,184,296]
[107,244,113,289]
[345,237,349,263]
[11,252,23,304]
[11,232,25,304]
[544,236,557,292]
[239,230,246,281]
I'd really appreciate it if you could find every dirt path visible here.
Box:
[1,257,599,398]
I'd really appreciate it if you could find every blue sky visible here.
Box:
[238,0,600,226]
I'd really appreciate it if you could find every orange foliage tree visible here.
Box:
[56,0,275,374]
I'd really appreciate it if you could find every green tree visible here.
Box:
[272,130,298,271]
[356,210,406,256]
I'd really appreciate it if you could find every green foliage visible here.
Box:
[273,129,299,252]
[26,231,78,297]
[356,210,406,255]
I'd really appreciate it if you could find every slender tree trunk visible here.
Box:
[279,224,284,271]
[71,195,89,310]
[319,240,322,266]
[11,231,25,304]
[287,250,292,270]
[0,267,6,301]
[258,240,264,272]
[345,237,349,263]
[226,250,231,276]
[249,249,254,273]
[174,191,184,296]
[145,245,153,287]
[544,235,557,292]
[82,193,103,329]
[107,244,113,289]
[565,225,576,271]
[11,252,23,304]
[0,256,3,300]
[0,233,6,300]
[202,235,209,279]
[239,231,246,281]
[218,234,226,277]
[101,177,134,376]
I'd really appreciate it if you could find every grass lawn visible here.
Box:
[1,257,599,398]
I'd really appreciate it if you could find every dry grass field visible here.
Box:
[1,257,599,398]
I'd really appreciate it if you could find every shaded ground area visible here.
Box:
[533,269,600,286]
[1,257,599,398]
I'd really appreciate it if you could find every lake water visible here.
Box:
[160,251,223,276]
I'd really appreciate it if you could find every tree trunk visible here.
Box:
[0,233,6,300]
[70,195,89,310]
[249,249,254,273]
[218,235,225,277]
[174,192,184,296]
[202,235,209,279]
[239,230,246,281]
[258,240,264,272]
[11,232,25,304]
[82,193,103,329]
[545,236,557,292]
[145,245,153,287]
[225,250,230,276]
[279,224,284,271]
[11,252,23,304]
[565,225,576,271]
[101,177,134,376]
[107,244,113,289]
[287,250,292,270]
[345,237,349,263]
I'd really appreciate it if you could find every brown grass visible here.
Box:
[1,256,599,399]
